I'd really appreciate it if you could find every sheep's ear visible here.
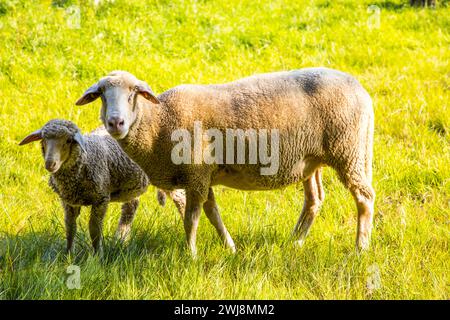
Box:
[19,129,43,145]
[135,81,160,104]
[76,83,101,106]
[73,132,86,153]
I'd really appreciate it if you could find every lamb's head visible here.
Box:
[75,71,160,140]
[19,119,86,173]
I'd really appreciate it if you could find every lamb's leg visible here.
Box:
[184,191,204,257]
[293,169,324,247]
[89,201,108,254]
[63,203,80,254]
[116,198,139,243]
[203,188,236,253]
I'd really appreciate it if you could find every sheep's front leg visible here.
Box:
[63,203,81,254]
[184,191,204,257]
[203,188,236,253]
[116,198,139,243]
[89,201,108,254]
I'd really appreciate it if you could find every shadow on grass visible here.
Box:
[370,1,408,11]
[0,224,185,272]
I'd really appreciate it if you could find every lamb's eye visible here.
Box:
[66,138,72,144]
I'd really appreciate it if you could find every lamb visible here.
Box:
[19,119,185,253]
[75,68,375,256]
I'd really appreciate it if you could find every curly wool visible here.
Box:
[43,120,149,207]
[41,119,80,140]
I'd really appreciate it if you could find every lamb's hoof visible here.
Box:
[93,247,104,259]
[65,248,75,258]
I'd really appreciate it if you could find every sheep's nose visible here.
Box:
[45,160,57,172]
[107,117,125,132]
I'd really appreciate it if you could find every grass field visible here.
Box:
[0,0,449,299]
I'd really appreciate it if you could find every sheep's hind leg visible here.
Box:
[335,165,375,251]
[350,182,374,251]
[89,201,108,254]
[63,204,81,254]
[293,169,324,247]
[157,189,186,219]
[203,188,236,253]
[116,198,139,243]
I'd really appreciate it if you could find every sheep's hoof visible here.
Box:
[293,239,306,248]
[65,248,75,257]
[356,240,370,254]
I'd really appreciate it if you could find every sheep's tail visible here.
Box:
[364,98,374,185]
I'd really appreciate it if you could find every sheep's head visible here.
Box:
[75,71,159,140]
[19,119,86,173]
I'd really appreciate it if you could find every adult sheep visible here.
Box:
[75,68,375,256]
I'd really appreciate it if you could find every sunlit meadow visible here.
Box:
[0,0,449,299]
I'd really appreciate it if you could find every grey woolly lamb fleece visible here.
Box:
[19,119,185,253]
[76,67,375,256]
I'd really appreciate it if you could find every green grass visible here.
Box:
[0,0,449,299]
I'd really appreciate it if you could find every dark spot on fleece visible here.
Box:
[291,71,322,96]
[301,74,321,96]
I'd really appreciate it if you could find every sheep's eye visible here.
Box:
[66,138,72,144]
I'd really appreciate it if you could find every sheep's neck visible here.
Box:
[120,101,161,168]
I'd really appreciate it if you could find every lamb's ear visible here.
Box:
[75,82,101,106]
[135,80,160,104]
[19,129,43,145]
[73,132,86,153]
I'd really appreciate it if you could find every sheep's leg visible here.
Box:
[350,184,375,251]
[157,189,186,219]
[203,188,236,253]
[293,169,324,247]
[89,201,108,254]
[335,165,375,251]
[315,168,325,202]
[168,189,186,219]
[63,204,81,254]
[157,189,167,206]
[116,198,139,243]
[184,191,204,257]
